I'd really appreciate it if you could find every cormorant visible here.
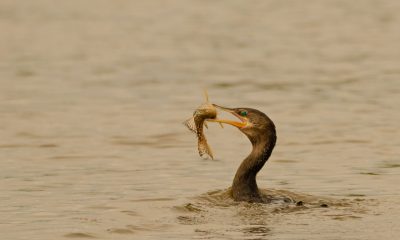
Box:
[210,104,277,202]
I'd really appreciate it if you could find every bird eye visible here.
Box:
[240,110,248,117]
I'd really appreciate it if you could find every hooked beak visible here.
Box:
[208,104,247,128]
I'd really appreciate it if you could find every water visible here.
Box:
[1,1,400,239]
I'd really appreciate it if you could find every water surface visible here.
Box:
[1,1,400,239]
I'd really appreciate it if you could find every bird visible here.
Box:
[209,104,277,203]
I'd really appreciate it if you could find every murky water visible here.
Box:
[1,1,400,239]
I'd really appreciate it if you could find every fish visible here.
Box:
[183,91,222,159]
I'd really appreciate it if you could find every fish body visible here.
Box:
[184,93,218,159]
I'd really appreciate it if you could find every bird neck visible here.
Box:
[231,131,276,201]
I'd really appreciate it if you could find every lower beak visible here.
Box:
[208,104,247,128]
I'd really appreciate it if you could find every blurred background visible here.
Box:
[1,0,399,239]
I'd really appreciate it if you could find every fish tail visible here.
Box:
[198,134,214,160]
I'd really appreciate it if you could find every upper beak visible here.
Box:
[208,104,247,128]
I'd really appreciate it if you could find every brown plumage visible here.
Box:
[211,105,276,202]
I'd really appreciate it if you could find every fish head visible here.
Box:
[193,102,217,119]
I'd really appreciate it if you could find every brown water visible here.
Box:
[1,1,400,239]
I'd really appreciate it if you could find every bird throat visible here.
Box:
[231,132,276,202]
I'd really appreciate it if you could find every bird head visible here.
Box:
[210,104,276,145]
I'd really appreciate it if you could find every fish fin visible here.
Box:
[198,140,214,160]
[183,117,197,133]
[203,89,209,103]
[219,122,224,128]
